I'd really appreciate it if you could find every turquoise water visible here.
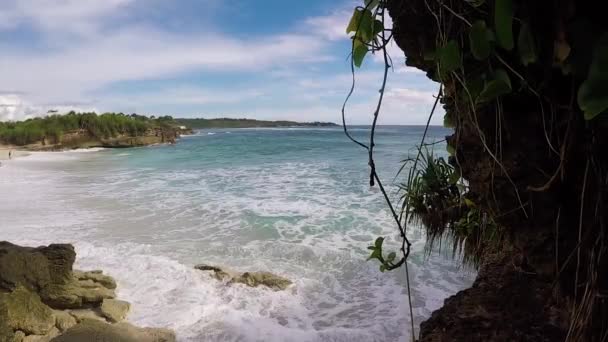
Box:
[0,126,473,342]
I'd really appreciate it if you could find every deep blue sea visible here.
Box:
[0,126,473,342]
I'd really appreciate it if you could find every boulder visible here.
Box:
[0,242,75,294]
[13,331,26,342]
[194,264,232,281]
[100,299,130,323]
[0,286,56,336]
[194,263,293,291]
[22,327,60,342]
[52,311,76,332]
[41,279,116,310]
[0,321,15,342]
[51,319,176,342]
[68,309,106,323]
[230,272,293,291]
[73,271,116,290]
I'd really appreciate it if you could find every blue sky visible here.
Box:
[0,0,441,124]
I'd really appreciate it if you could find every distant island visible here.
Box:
[0,113,338,150]
[174,118,338,129]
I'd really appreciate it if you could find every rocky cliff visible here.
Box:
[30,127,188,151]
[386,0,607,340]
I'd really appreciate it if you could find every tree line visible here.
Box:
[0,112,176,146]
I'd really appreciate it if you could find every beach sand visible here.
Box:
[0,147,30,161]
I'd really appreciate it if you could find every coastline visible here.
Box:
[0,147,30,161]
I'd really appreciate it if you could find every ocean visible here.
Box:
[0,126,474,342]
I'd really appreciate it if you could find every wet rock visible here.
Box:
[100,299,130,323]
[51,319,176,342]
[194,264,293,291]
[230,272,293,291]
[0,286,55,336]
[194,264,233,281]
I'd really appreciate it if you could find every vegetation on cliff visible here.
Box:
[0,112,180,148]
[174,117,337,129]
[344,0,607,340]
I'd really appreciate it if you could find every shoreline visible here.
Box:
[0,147,30,161]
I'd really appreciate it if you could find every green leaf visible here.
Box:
[495,0,514,50]
[374,237,384,249]
[449,168,461,184]
[469,20,491,60]
[353,39,368,67]
[371,19,384,37]
[357,9,374,42]
[387,252,396,262]
[379,264,387,272]
[346,8,374,42]
[578,34,608,120]
[346,8,362,34]
[517,23,536,66]
[464,198,475,208]
[439,40,462,74]
[478,69,512,102]
[364,0,380,9]
[368,248,381,261]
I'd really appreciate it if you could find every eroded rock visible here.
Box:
[230,272,292,291]
[100,299,130,323]
[0,286,55,336]
[68,309,106,323]
[51,319,176,342]
[194,264,233,281]
[52,311,76,332]
[194,264,293,291]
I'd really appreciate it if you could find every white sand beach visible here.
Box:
[0,147,30,161]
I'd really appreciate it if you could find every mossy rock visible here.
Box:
[0,286,55,336]
[100,299,130,323]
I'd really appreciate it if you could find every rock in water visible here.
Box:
[100,299,130,323]
[50,319,176,342]
[230,272,293,291]
[194,263,293,290]
[0,286,56,335]
[193,264,232,281]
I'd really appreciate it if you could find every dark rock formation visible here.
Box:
[386,0,607,340]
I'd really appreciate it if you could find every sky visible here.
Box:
[0,0,442,124]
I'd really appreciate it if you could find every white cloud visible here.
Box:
[304,9,351,41]
[0,94,96,121]
[385,88,437,104]
[0,0,440,124]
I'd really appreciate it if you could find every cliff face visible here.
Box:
[29,127,185,151]
[386,1,607,340]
